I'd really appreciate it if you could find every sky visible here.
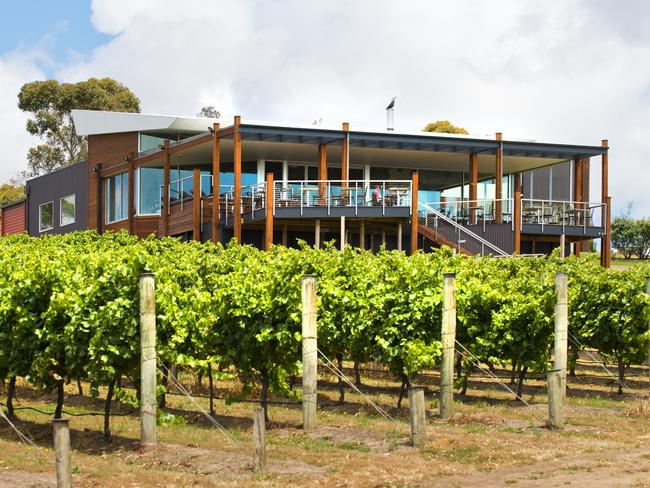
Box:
[0,0,649,216]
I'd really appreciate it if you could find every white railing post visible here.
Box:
[300,181,304,216]
[354,181,358,215]
[382,181,386,216]
[327,181,331,216]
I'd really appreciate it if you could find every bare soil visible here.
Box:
[2,360,650,487]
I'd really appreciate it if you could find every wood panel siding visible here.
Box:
[87,132,139,231]
[0,201,26,236]
[104,220,129,233]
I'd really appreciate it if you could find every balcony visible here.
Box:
[220,180,413,225]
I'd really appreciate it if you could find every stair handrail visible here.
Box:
[418,201,509,256]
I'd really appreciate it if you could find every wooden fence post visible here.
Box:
[53,418,71,488]
[252,407,267,472]
[408,386,426,448]
[646,276,650,394]
[139,272,157,449]
[546,369,564,429]
[559,234,566,258]
[302,275,317,432]
[440,272,457,419]
[554,272,568,396]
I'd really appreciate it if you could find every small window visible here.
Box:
[106,172,129,223]
[39,201,54,232]
[60,194,76,226]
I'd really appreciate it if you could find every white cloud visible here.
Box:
[0,50,45,182]
[3,0,650,215]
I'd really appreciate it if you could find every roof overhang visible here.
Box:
[71,109,220,136]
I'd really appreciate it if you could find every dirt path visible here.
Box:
[0,471,55,488]
[436,446,650,488]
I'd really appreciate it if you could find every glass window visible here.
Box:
[137,167,164,215]
[60,195,75,226]
[39,201,53,232]
[139,134,167,152]
[106,172,129,223]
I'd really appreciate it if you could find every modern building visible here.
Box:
[25,161,88,236]
[22,109,612,266]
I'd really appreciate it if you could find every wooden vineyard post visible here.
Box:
[440,272,457,419]
[546,369,564,429]
[139,272,157,449]
[302,275,317,432]
[408,386,426,448]
[252,407,267,472]
[53,418,71,488]
[554,272,568,396]
[647,276,650,394]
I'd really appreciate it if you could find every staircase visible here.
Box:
[417,202,509,257]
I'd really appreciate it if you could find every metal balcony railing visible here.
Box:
[418,202,509,256]
[160,174,213,214]
[272,180,412,216]
[221,183,266,225]
[520,199,606,234]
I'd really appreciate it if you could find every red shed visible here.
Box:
[0,200,26,236]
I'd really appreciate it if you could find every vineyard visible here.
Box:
[1,231,650,486]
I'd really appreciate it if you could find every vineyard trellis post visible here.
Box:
[554,272,568,396]
[302,275,317,432]
[647,275,650,394]
[139,272,157,449]
[53,418,71,488]
[253,407,267,472]
[546,369,564,429]
[440,272,457,420]
[408,386,426,448]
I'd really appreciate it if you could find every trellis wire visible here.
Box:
[317,348,395,421]
[455,339,530,406]
[158,361,238,445]
[568,332,640,400]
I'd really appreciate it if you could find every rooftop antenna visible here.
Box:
[386,97,396,131]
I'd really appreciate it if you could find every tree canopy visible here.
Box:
[196,106,220,118]
[0,182,25,207]
[18,78,141,176]
[612,216,650,259]
[422,120,469,135]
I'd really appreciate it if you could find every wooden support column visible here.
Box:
[265,173,274,250]
[601,140,611,268]
[162,140,170,237]
[495,133,503,224]
[282,221,288,246]
[192,168,201,241]
[211,123,220,244]
[341,122,349,187]
[514,173,521,254]
[574,158,584,258]
[469,152,478,223]
[128,151,136,235]
[315,219,321,248]
[359,220,365,249]
[340,216,346,250]
[605,196,612,267]
[410,171,419,255]
[397,222,403,251]
[318,143,327,201]
[381,228,386,247]
[233,116,242,243]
